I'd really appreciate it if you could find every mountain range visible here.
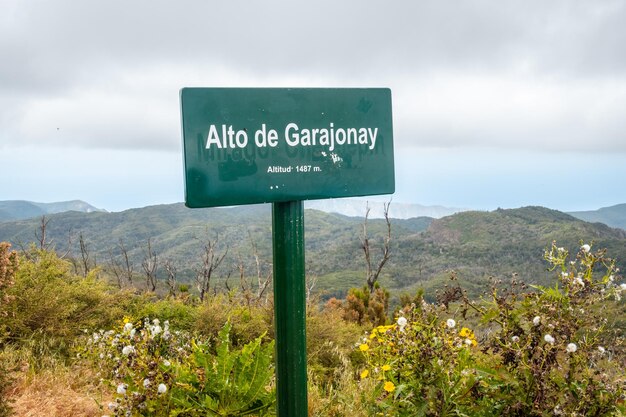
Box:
[0,200,105,222]
[569,204,626,230]
[304,198,466,219]
[0,200,624,300]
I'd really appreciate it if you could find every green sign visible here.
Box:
[180,88,394,208]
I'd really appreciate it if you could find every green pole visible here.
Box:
[272,200,307,417]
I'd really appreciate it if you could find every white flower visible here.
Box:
[561,272,568,278]
[446,319,456,329]
[130,329,136,338]
[150,325,162,337]
[153,318,160,326]
[557,247,565,253]
[123,322,133,333]
[122,345,135,356]
[143,378,151,388]
[107,402,117,410]
[544,334,555,344]
[464,338,472,345]
[397,316,407,331]
[157,383,167,394]
[511,335,520,343]
[620,283,626,291]
[598,346,606,355]
[566,343,577,353]
[117,383,127,395]
[581,244,591,253]
[574,277,585,287]
[533,316,541,326]
[609,275,615,282]
[163,360,171,367]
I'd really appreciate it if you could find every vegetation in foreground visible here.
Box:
[0,241,625,416]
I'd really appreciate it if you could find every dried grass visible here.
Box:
[8,365,110,417]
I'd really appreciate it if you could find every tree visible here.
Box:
[249,235,272,302]
[107,239,134,288]
[360,201,392,293]
[163,259,178,297]
[78,231,94,277]
[141,238,158,292]
[195,235,228,302]
[35,215,51,250]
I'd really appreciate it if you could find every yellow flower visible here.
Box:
[459,327,473,338]
[383,381,395,392]
[360,369,369,379]
[381,364,391,371]
[359,343,369,352]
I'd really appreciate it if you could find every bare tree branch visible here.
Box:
[141,238,158,292]
[195,234,228,302]
[118,239,134,286]
[360,201,392,293]
[35,215,51,250]
[107,248,124,289]
[163,259,177,297]
[78,232,92,277]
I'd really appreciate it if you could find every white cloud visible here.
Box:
[394,71,626,152]
[1,0,626,210]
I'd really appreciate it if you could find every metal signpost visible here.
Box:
[180,88,394,417]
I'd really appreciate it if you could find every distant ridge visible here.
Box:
[0,200,106,222]
[305,198,467,219]
[0,203,624,299]
[569,204,626,230]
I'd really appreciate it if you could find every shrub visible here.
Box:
[79,319,275,416]
[4,248,115,359]
[171,322,275,416]
[356,242,626,416]
[326,286,389,326]
[194,294,273,346]
[0,242,17,416]
[0,242,18,320]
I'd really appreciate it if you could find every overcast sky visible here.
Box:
[1,0,625,212]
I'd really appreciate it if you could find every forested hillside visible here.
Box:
[0,203,625,299]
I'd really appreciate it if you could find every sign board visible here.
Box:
[180,88,394,208]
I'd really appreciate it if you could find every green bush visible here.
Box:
[0,242,17,417]
[137,299,198,333]
[4,249,115,352]
[356,242,626,416]
[171,322,275,416]
[79,319,275,416]
[194,295,273,346]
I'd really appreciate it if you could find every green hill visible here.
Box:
[569,203,626,230]
[391,206,626,298]
[0,203,624,300]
